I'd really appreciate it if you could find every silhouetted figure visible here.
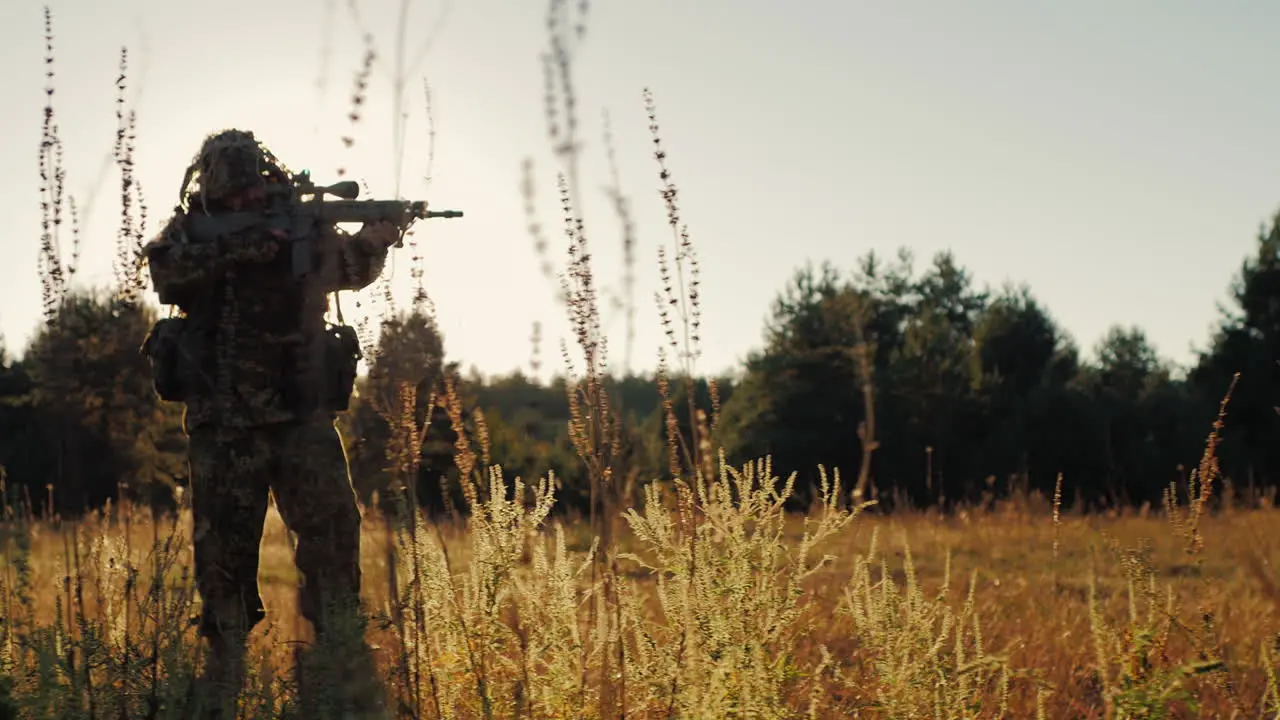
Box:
[141,129,398,719]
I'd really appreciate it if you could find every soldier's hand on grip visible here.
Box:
[357,221,401,253]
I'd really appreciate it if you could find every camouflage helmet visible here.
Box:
[179,129,289,206]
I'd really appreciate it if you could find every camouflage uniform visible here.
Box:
[142,130,389,717]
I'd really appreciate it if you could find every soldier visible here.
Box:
[141,129,396,718]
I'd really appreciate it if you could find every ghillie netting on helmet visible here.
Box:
[176,129,293,213]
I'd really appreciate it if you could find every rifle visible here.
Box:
[185,170,463,279]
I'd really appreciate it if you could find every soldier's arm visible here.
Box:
[145,211,279,305]
[144,213,223,305]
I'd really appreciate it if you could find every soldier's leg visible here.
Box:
[271,417,385,716]
[269,417,363,632]
[187,426,273,716]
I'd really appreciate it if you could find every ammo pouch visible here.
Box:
[140,317,189,402]
[324,322,362,412]
[285,323,362,414]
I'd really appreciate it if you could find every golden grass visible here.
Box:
[3,462,1279,718]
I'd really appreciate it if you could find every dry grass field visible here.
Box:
[3,445,1280,718]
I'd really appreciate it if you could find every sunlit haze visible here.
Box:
[2,0,1278,380]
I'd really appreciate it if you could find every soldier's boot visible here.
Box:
[295,601,387,720]
[192,631,249,720]
[190,592,265,719]
[295,535,385,717]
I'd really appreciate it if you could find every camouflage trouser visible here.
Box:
[187,417,383,717]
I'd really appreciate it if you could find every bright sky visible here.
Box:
[1,0,1277,382]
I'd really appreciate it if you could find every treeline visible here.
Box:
[2,212,1278,516]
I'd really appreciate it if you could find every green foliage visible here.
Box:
[5,206,1280,517]
[716,263,873,506]
[714,225,1280,510]
[343,308,456,514]
[1190,212,1280,488]
[1,291,185,515]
